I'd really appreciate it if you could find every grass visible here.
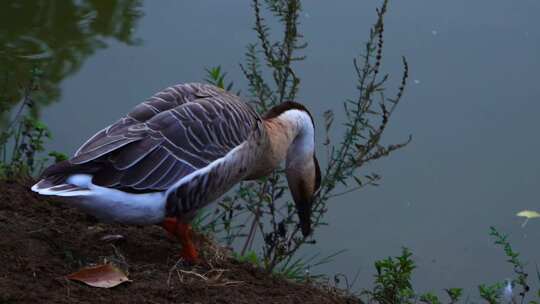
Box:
[350,227,539,304]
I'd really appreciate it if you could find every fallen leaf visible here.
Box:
[516,210,540,219]
[66,264,130,288]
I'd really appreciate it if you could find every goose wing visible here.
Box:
[72,83,205,160]
[41,83,261,192]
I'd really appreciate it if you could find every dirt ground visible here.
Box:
[0,180,356,304]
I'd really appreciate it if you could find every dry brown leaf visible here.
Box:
[66,264,130,288]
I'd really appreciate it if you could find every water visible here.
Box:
[2,0,539,296]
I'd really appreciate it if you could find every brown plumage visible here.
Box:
[32,83,320,262]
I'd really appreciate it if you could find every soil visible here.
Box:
[0,180,356,304]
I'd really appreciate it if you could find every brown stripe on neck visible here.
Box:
[262,101,314,124]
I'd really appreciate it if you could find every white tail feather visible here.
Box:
[30,174,166,225]
[31,174,93,196]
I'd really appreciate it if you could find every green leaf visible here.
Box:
[419,292,441,304]
[445,288,463,302]
[48,151,68,163]
[516,210,540,219]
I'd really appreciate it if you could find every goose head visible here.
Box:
[263,102,321,237]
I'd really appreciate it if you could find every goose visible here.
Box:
[31,83,321,263]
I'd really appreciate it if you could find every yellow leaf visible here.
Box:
[66,264,130,288]
[516,210,540,219]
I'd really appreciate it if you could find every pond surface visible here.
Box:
[2,0,539,296]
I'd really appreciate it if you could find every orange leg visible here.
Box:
[162,217,199,263]
[162,217,178,236]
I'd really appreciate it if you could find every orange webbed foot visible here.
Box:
[161,217,200,264]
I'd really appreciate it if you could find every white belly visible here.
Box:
[66,175,167,225]
[75,192,166,225]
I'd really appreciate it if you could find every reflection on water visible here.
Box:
[0,0,143,114]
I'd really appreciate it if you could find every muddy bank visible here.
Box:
[0,180,356,304]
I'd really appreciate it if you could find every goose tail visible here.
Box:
[31,174,93,197]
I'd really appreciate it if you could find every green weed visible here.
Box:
[201,0,410,278]
[0,67,66,180]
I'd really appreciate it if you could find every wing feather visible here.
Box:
[134,155,176,189]
[71,137,140,164]
[41,83,261,194]
[107,137,162,170]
